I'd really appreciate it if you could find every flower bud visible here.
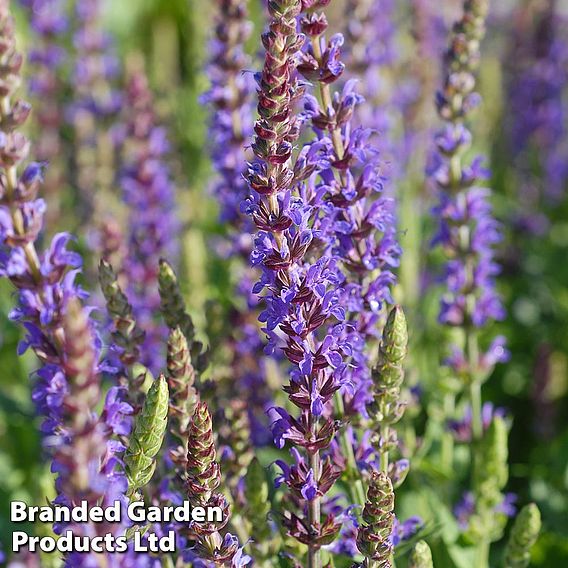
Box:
[409,540,433,568]
[504,503,541,568]
[124,375,169,495]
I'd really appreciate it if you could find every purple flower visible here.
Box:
[448,402,507,443]
[201,0,273,446]
[430,0,506,397]
[454,491,476,530]
[390,515,424,546]
[496,492,518,517]
[455,491,517,531]
[507,4,568,202]
[119,70,179,373]
[0,7,134,564]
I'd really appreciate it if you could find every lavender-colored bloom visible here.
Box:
[496,492,518,517]
[299,18,401,417]
[448,402,506,442]
[454,491,476,530]
[343,0,404,181]
[18,0,68,225]
[454,490,517,531]
[202,0,272,445]
[0,6,133,564]
[506,2,568,203]
[119,69,179,373]
[390,515,424,546]
[430,0,505,392]
[68,0,122,225]
[202,0,254,227]
[245,0,350,554]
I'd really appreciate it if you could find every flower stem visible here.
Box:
[441,392,455,470]
[334,392,366,505]
[308,450,321,568]
[474,537,490,568]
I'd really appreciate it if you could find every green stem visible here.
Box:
[308,451,321,568]
[380,423,390,474]
[473,537,490,568]
[441,392,455,470]
[470,378,483,442]
[334,392,366,506]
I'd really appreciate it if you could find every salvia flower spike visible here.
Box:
[432,0,507,476]
[124,375,169,497]
[504,503,541,568]
[18,0,68,225]
[185,401,221,506]
[119,67,179,374]
[203,0,254,228]
[167,326,198,453]
[55,297,133,565]
[183,401,248,565]
[246,0,351,562]
[356,471,395,567]
[299,3,401,419]
[98,258,146,400]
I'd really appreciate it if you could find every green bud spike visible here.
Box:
[124,375,169,496]
[371,305,409,473]
[356,471,395,565]
[373,305,408,392]
[382,305,409,365]
[474,416,508,510]
[158,258,195,342]
[409,540,433,568]
[167,326,198,445]
[504,504,541,568]
[98,259,145,368]
[158,259,209,375]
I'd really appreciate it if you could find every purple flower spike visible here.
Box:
[0,5,136,563]
[202,0,272,445]
[119,68,179,373]
[18,0,68,225]
[430,0,506,428]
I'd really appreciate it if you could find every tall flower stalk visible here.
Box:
[296,6,402,522]
[245,1,349,565]
[119,67,179,374]
[69,0,121,223]
[53,299,133,567]
[299,8,401,419]
[202,0,271,444]
[0,5,132,564]
[430,0,507,459]
[182,402,250,566]
[18,0,68,228]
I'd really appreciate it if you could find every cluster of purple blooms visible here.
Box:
[117,68,179,374]
[202,0,272,445]
[0,0,551,566]
[507,1,568,205]
[0,4,135,565]
[18,0,67,216]
[430,0,509,382]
